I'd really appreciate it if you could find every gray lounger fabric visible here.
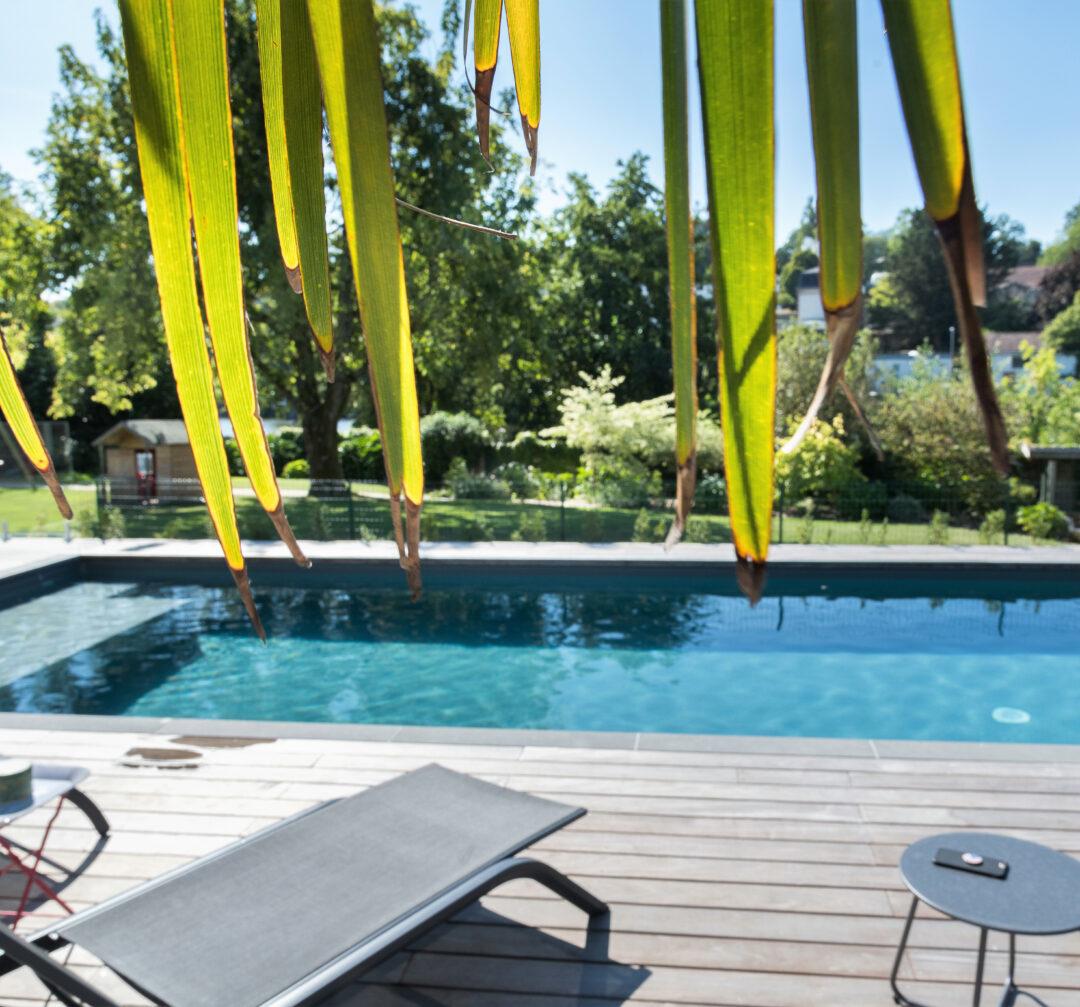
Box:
[58,764,584,1007]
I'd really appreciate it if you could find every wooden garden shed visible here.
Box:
[92,420,202,503]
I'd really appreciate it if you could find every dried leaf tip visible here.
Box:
[735,555,767,609]
[231,566,267,643]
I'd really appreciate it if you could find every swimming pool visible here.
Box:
[3,571,1078,742]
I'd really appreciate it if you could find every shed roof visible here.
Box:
[92,419,190,448]
[1020,443,1080,461]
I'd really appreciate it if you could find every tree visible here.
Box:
[1040,201,1080,266]
[1036,249,1080,326]
[1001,343,1080,444]
[0,173,52,419]
[867,207,1028,347]
[1041,291,1080,374]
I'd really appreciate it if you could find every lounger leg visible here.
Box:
[65,789,109,839]
[509,858,609,917]
[0,924,119,1007]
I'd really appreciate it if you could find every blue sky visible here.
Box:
[2,1,1078,245]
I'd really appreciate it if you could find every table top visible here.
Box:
[900,832,1080,935]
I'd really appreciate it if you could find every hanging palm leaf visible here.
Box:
[696,0,775,600]
[882,0,1009,475]
[660,0,697,548]
[465,0,540,174]
[0,331,71,519]
[256,0,335,381]
[306,0,424,598]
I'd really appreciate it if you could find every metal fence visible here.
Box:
[1,475,1074,547]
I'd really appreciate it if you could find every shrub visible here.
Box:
[511,511,547,542]
[978,509,1006,544]
[927,509,950,545]
[98,507,125,540]
[492,461,539,500]
[695,474,726,514]
[445,457,510,500]
[460,513,494,541]
[835,480,887,521]
[887,493,926,524]
[796,502,814,544]
[420,412,491,483]
[578,460,662,508]
[1017,502,1069,540]
[683,517,715,543]
[509,430,580,473]
[282,458,310,479]
[75,507,97,539]
[858,508,873,545]
[774,415,866,507]
[631,508,655,543]
[339,428,383,480]
[223,438,244,477]
[267,429,304,475]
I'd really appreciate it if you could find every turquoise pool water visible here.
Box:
[2,579,1078,742]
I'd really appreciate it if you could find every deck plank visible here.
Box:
[0,727,1078,1006]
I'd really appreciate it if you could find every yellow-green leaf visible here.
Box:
[696,0,775,575]
[469,0,503,165]
[883,0,1008,474]
[783,0,867,457]
[171,0,308,566]
[0,329,71,518]
[118,0,264,638]
[307,0,424,597]
[660,0,697,547]
[256,0,335,380]
[504,0,539,175]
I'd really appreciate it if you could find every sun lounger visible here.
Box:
[0,763,607,1007]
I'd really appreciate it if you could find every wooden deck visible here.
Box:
[1,726,1080,1005]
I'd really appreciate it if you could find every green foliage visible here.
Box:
[778,247,818,309]
[420,411,491,483]
[1040,202,1080,266]
[978,509,1006,544]
[445,457,510,500]
[774,415,866,506]
[774,324,879,451]
[1017,502,1069,541]
[578,461,663,508]
[282,458,309,479]
[887,494,926,524]
[338,428,383,480]
[927,509,950,545]
[1041,292,1080,369]
[867,207,1028,347]
[223,439,244,477]
[510,511,546,542]
[631,508,656,543]
[267,429,304,475]
[544,367,723,480]
[796,504,814,545]
[695,473,726,513]
[509,430,580,473]
[492,462,538,500]
[1000,343,1080,444]
[858,508,872,544]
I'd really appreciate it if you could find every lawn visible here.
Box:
[0,482,1056,547]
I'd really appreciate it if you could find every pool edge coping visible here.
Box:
[5,712,1080,763]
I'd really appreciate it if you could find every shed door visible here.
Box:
[135,449,156,499]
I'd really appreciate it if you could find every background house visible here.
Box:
[92,420,202,503]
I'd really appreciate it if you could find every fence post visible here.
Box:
[559,480,567,542]
[778,483,784,545]
[347,481,356,540]
[64,520,71,543]
[1,520,7,542]
[1003,479,1010,546]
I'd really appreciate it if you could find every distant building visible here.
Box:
[796,267,824,324]
[999,265,1048,313]
[92,420,202,503]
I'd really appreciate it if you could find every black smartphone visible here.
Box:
[933,847,1008,879]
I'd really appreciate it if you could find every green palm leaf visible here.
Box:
[784,0,882,461]
[696,0,775,595]
[0,330,71,518]
[118,0,265,638]
[171,0,308,568]
[307,0,424,598]
[504,0,540,175]
[256,0,335,381]
[660,0,697,548]
[882,0,1009,475]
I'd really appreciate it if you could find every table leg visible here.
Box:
[891,895,936,1007]
[973,927,987,1007]
[995,932,1018,1007]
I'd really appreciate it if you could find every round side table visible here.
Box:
[891,832,1080,1007]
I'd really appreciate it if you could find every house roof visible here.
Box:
[92,419,191,448]
[1004,265,1048,289]
[1020,443,1080,461]
[985,331,1042,355]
